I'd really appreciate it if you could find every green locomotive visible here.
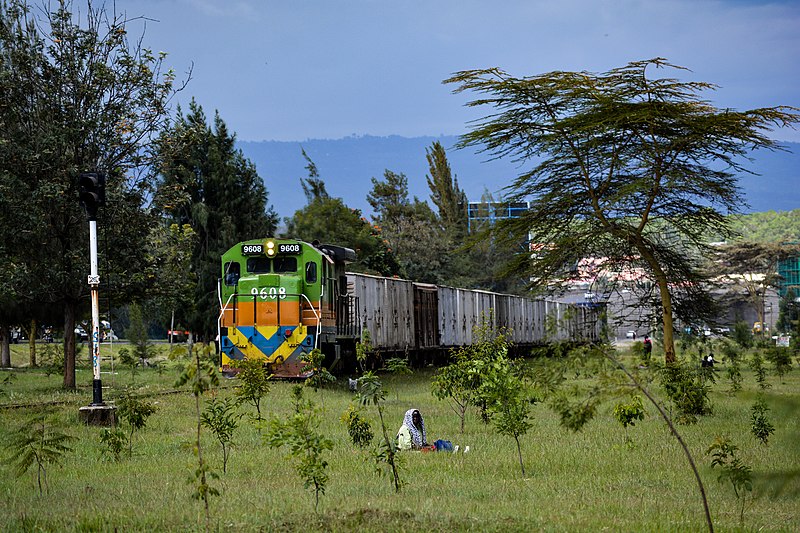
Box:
[218,238,357,378]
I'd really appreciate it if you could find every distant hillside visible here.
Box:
[728,210,800,243]
[237,136,800,220]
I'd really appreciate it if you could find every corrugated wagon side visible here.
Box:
[347,273,416,353]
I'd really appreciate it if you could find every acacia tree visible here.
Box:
[0,0,184,388]
[447,58,800,362]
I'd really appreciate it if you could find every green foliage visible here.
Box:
[432,354,481,433]
[384,357,412,376]
[658,362,712,424]
[470,334,535,476]
[4,414,75,495]
[0,0,180,388]
[750,395,775,446]
[232,357,272,423]
[340,404,374,448]
[117,347,139,384]
[175,343,220,531]
[201,396,242,473]
[706,437,753,526]
[266,386,333,512]
[355,330,373,370]
[126,303,156,366]
[613,395,646,444]
[748,351,770,390]
[764,346,793,381]
[117,391,157,457]
[726,209,800,244]
[733,321,754,349]
[0,372,16,397]
[726,359,743,394]
[156,100,278,338]
[301,348,336,401]
[284,152,400,276]
[99,427,127,462]
[38,343,64,378]
[357,372,402,492]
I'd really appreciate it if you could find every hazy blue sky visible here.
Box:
[113,0,800,142]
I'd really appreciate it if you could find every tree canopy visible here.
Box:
[156,100,277,339]
[0,0,181,386]
[446,58,800,362]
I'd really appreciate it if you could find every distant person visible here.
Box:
[397,408,428,451]
[643,335,652,356]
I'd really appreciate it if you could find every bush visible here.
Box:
[659,362,712,424]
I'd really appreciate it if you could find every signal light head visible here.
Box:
[78,172,106,220]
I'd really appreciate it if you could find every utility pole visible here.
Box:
[77,172,116,425]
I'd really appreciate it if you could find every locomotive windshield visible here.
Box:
[245,256,298,274]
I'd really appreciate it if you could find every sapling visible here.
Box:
[478,352,534,477]
[266,386,333,513]
[612,395,646,445]
[4,414,75,495]
[707,436,753,526]
[431,355,479,434]
[233,357,272,424]
[357,372,402,492]
[764,346,792,382]
[301,348,335,406]
[384,357,412,401]
[116,391,157,457]
[749,351,770,390]
[201,396,241,473]
[176,343,220,533]
[750,395,775,446]
[117,347,139,384]
[355,329,373,371]
[99,427,127,462]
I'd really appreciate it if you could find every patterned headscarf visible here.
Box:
[402,408,426,448]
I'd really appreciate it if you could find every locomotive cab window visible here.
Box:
[273,256,297,273]
[305,262,317,283]
[246,257,270,274]
[223,262,240,286]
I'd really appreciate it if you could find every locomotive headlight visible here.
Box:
[266,240,275,257]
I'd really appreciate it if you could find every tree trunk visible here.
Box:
[29,318,37,367]
[63,301,77,389]
[169,308,175,352]
[656,275,677,364]
[0,325,11,367]
[638,245,677,364]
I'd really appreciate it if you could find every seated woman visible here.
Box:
[396,408,428,451]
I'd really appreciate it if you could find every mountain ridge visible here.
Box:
[237,136,800,220]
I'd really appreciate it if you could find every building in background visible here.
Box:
[467,201,529,231]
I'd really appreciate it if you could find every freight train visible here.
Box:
[218,238,605,378]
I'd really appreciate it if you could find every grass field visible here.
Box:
[0,341,798,532]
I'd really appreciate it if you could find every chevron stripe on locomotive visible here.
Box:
[218,238,605,378]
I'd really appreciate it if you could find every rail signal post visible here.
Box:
[77,172,116,426]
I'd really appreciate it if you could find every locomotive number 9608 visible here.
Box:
[278,243,301,254]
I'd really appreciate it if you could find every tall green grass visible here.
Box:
[1,344,798,532]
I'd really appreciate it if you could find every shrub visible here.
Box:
[659,362,712,424]
[341,404,374,448]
